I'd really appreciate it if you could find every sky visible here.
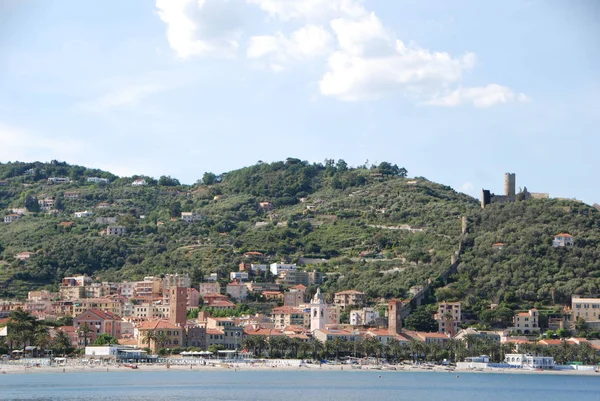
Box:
[1,0,599,204]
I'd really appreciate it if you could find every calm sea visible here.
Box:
[1,370,599,401]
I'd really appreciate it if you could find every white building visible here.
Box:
[47,177,70,184]
[87,177,110,184]
[74,211,93,218]
[131,179,147,186]
[505,353,555,369]
[181,212,203,222]
[250,264,268,273]
[230,272,249,282]
[349,307,379,326]
[4,214,21,224]
[270,263,296,276]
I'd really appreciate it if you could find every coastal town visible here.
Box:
[1,264,600,372]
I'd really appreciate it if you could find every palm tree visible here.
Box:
[142,330,156,351]
[288,338,302,359]
[242,336,257,356]
[307,338,324,361]
[53,330,73,356]
[7,308,37,349]
[34,325,50,350]
[78,323,93,347]
[155,331,168,350]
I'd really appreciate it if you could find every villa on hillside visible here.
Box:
[552,233,574,248]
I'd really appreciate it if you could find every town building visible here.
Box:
[572,296,600,330]
[504,353,555,369]
[226,282,248,301]
[131,179,147,186]
[73,309,122,346]
[334,290,366,310]
[512,309,540,334]
[350,307,379,326]
[271,306,308,329]
[199,282,220,297]
[74,211,93,218]
[435,302,462,336]
[229,272,249,282]
[270,263,296,276]
[136,320,183,353]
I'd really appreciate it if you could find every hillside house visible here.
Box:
[4,214,21,223]
[106,226,126,236]
[47,177,70,184]
[63,192,79,199]
[74,211,93,218]
[131,179,147,186]
[181,212,202,222]
[87,177,110,184]
[552,233,574,248]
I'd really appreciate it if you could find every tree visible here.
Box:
[158,175,181,186]
[52,330,74,356]
[93,334,118,346]
[6,308,37,349]
[78,323,93,347]
[142,330,156,351]
[25,195,40,213]
[202,172,218,185]
[404,306,437,332]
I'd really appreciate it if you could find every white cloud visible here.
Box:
[0,123,84,161]
[247,0,366,22]
[155,0,241,59]
[319,13,477,101]
[426,84,530,108]
[247,25,333,70]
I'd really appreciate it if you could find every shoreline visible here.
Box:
[2,362,599,377]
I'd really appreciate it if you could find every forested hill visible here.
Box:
[1,159,598,312]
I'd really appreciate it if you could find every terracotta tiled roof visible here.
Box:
[137,320,181,330]
[335,290,365,295]
[555,233,572,237]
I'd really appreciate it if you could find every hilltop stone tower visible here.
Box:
[310,288,326,333]
[169,286,187,327]
[388,299,403,335]
[504,173,516,199]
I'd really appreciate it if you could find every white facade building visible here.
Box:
[74,211,93,218]
[505,354,555,369]
[270,263,296,276]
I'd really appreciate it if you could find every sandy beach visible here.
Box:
[1,361,599,376]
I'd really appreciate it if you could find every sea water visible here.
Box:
[1,370,599,401]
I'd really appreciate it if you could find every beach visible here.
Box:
[2,360,599,376]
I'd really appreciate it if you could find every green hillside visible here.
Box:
[1,159,598,311]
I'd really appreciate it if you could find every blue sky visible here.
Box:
[1,0,599,204]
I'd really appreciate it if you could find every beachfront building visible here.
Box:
[74,309,122,347]
[504,353,555,369]
[136,320,183,353]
